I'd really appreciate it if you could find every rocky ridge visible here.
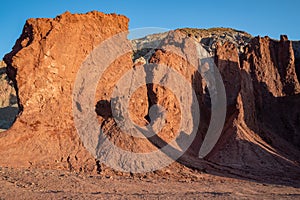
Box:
[132,27,252,62]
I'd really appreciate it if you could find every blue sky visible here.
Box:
[0,0,299,59]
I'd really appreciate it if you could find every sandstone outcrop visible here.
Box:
[1,11,129,171]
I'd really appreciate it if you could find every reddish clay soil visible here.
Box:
[0,167,300,200]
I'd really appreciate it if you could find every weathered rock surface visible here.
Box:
[1,11,129,171]
[131,28,252,63]
[0,11,299,185]
[292,41,300,83]
[0,61,18,131]
[179,28,252,54]
[207,35,300,178]
[138,30,300,182]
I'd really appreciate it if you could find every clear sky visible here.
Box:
[0,0,299,59]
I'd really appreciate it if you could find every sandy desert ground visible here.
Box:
[0,167,299,199]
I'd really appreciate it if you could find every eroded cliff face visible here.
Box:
[206,35,300,178]
[1,11,129,171]
[137,30,300,181]
[240,36,300,146]
[0,11,299,183]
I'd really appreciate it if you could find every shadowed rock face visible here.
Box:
[206,35,300,177]
[0,61,18,131]
[0,11,300,185]
[142,31,300,183]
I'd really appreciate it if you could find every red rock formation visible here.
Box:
[207,36,300,178]
[147,31,300,182]
[1,11,299,184]
[1,11,129,171]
